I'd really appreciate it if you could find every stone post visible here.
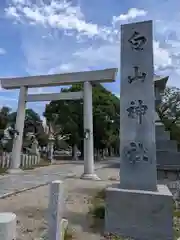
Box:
[81,81,100,180]
[48,180,64,240]
[9,86,27,173]
[0,212,16,240]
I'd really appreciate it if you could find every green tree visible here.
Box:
[44,83,120,160]
[92,84,120,157]
[8,108,47,148]
[158,86,180,123]
[44,84,83,159]
[157,86,180,146]
[0,107,47,151]
[0,106,11,130]
[0,106,12,151]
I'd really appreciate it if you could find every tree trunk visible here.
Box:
[72,144,79,161]
[97,149,101,161]
[108,147,111,157]
[80,140,84,160]
[101,149,105,160]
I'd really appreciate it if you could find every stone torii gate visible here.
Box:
[1,68,117,180]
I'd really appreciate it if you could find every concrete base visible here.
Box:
[7,168,23,174]
[105,184,173,240]
[80,173,101,181]
[50,160,56,164]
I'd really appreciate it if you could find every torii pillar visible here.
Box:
[80,81,101,180]
[8,86,27,173]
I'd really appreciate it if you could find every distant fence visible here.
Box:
[0,152,40,168]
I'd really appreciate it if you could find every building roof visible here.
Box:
[154,75,169,91]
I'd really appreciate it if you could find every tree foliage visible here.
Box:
[44,83,120,156]
[0,84,120,156]
[0,107,11,130]
[157,86,180,146]
[0,107,47,150]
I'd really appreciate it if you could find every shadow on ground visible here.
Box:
[65,210,104,235]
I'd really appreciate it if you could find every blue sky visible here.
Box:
[0,0,179,117]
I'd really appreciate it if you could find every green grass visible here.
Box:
[64,227,73,240]
[0,167,8,175]
[89,188,180,240]
[89,188,106,225]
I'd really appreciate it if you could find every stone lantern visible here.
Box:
[48,133,55,163]
[31,136,39,156]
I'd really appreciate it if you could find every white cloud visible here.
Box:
[5,2,147,44]
[49,62,90,75]
[0,95,18,110]
[5,6,20,19]
[58,63,74,72]
[114,93,120,99]
[5,0,112,41]
[60,40,172,78]
[0,48,6,55]
[12,0,26,3]
[6,0,180,91]
[5,1,149,82]
[73,44,119,67]
[112,8,147,24]
[46,43,119,76]
[0,95,17,102]
[153,41,172,71]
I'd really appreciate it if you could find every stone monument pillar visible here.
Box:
[105,20,173,240]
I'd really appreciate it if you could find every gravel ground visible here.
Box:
[0,164,119,240]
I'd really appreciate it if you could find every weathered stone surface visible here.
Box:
[155,121,180,170]
[105,184,173,240]
[156,140,177,151]
[156,131,170,140]
[157,151,180,167]
[48,180,64,240]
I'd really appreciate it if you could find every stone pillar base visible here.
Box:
[105,184,173,240]
[0,212,16,240]
[80,173,101,181]
[50,159,56,164]
[7,168,23,174]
